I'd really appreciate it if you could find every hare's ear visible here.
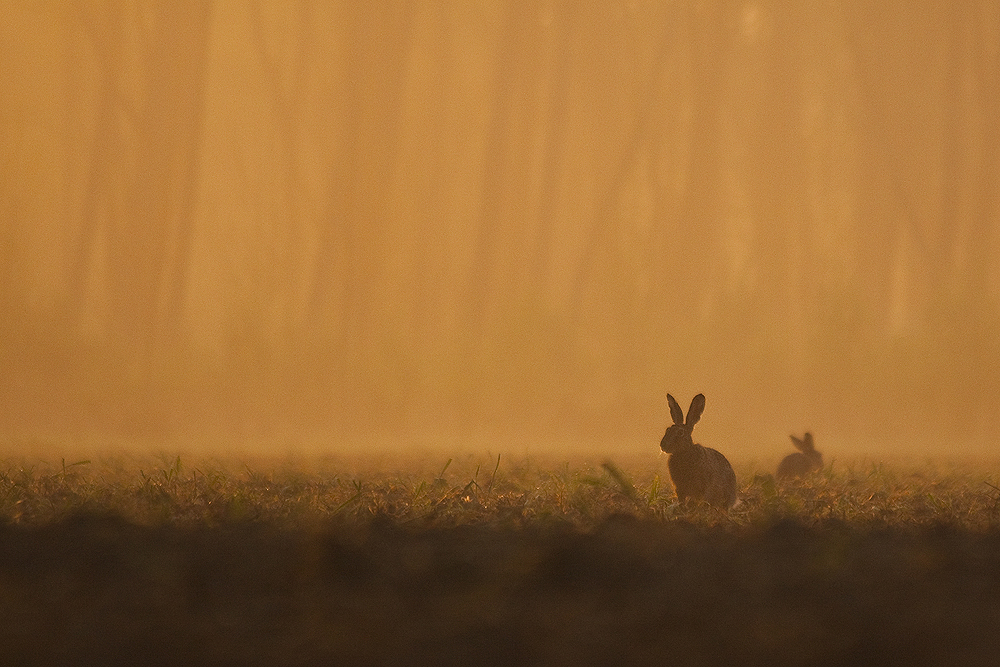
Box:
[667,394,684,426]
[803,432,814,451]
[790,434,805,451]
[686,394,706,427]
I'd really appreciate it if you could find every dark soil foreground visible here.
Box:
[2,513,1000,667]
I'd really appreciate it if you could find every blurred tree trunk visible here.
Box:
[250,0,315,336]
[65,3,123,330]
[940,1,998,304]
[841,2,904,336]
[157,4,212,352]
[752,2,810,389]
[933,1,1000,424]
[530,2,577,294]
[974,2,1000,307]
[662,2,729,321]
[464,0,542,331]
[77,2,212,369]
[308,2,415,421]
[567,9,673,349]
[641,5,700,314]
[586,1,729,365]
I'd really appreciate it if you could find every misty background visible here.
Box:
[2,2,998,458]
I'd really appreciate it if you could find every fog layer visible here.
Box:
[2,2,998,456]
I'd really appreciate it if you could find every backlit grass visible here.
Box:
[2,451,999,530]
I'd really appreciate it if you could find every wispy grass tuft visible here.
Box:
[601,460,638,503]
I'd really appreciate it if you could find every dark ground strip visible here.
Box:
[1,513,998,666]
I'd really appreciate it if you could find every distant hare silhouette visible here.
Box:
[659,393,737,508]
[776,432,821,479]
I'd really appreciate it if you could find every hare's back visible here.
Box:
[705,447,737,505]
[705,447,735,475]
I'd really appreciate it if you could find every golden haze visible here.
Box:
[1,2,998,459]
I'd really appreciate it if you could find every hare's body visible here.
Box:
[666,445,738,508]
[660,393,737,509]
[776,433,821,479]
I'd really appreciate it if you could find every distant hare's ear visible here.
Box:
[790,434,805,451]
[803,432,814,451]
[686,394,706,427]
[667,394,684,426]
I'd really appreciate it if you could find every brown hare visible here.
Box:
[776,432,821,479]
[659,393,737,508]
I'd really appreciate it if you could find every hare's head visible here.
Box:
[791,432,822,466]
[660,393,705,454]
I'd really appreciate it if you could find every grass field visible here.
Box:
[2,450,1000,666]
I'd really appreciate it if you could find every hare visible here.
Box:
[659,393,737,508]
[776,432,821,479]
